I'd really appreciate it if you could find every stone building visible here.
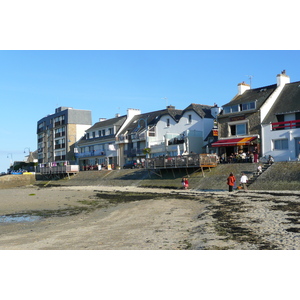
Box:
[212,71,290,161]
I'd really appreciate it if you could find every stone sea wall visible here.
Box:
[0,174,36,189]
[1,162,299,190]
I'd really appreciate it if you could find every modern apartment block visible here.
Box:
[37,107,92,165]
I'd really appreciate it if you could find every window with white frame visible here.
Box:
[229,122,247,136]
[273,139,288,150]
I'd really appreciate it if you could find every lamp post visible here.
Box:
[24,147,31,161]
[7,153,13,171]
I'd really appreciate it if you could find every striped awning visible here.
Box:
[212,136,257,147]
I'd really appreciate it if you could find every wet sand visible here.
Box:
[0,186,300,250]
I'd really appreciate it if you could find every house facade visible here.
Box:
[212,72,290,161]
[116,104,220,166]
[37,107,92,165]
[77,109,141,169]
[262,80,300,161]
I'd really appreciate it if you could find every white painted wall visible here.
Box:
[260,74,290,122]
[151,110,214,154]
[262,123,300,161]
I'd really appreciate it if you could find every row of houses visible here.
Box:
[36,71,300,170]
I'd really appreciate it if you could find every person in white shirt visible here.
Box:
[240,172,248,190]
[257,164,262,174]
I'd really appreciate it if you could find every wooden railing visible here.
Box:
[145,154,218,169]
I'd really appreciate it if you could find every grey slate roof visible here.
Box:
[118,104,215,136]
[87,115,127,131]
[262,81,300,124]
[118,107,182,136]
[222,84,277,109]
[183,103,214,118]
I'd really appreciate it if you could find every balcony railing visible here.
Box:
[54,155,66,161]
[272,119,300,130]
[55,132,65,138]
[76,150,106,158]
[55,143,65,149]
[124,148,143,156]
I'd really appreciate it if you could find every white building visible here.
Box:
[262,78,300,161]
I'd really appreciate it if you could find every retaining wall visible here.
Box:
[0,174,36,189]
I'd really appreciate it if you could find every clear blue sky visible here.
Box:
[1,50,300,172]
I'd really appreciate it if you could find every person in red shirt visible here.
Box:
[227,172,236,192]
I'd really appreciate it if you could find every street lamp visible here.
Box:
[7,153,13,170]
[24,147,31,154]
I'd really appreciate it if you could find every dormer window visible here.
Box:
[224,101,255,114]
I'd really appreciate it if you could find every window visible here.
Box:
[241,102,255,111]
[149,126,156,137]
[224,106,231,114]
[92,132,95,138]
[229,123,247,136]
[273,139,288,150]
[224,102,255,114]
[231,105,239,113]
[188,115,192,123]
[167,118,170,127]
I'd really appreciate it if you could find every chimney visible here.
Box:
[167,105,175,109]
[127,108,141,119]
[237,82,250,95]
[277,70,290,87]
[211,105,221,118]
[115,113,120,118]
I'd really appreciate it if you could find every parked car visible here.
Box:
[123,160,138,169]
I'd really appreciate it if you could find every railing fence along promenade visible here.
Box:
[145,153,218,177]
[40,164,79,179]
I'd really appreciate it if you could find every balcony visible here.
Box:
[55,132,65,138]
[54,120,65,127]
[76,150,106,158]
[55,143,66,149]
[116,134,129,143]
[54,155,66,161]
[272,119,300,131]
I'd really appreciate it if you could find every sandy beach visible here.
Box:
[0,185,300,250]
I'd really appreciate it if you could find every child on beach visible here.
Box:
[182,177,189,189]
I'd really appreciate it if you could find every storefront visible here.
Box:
[212,136,260,162]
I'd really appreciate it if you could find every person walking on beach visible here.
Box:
[183,177,189,189]
[227,172,236,192]
[181,177,185,189]
[240,172,248,191]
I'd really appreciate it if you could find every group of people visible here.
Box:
[220,151,259,164]
[227,172,249,192]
